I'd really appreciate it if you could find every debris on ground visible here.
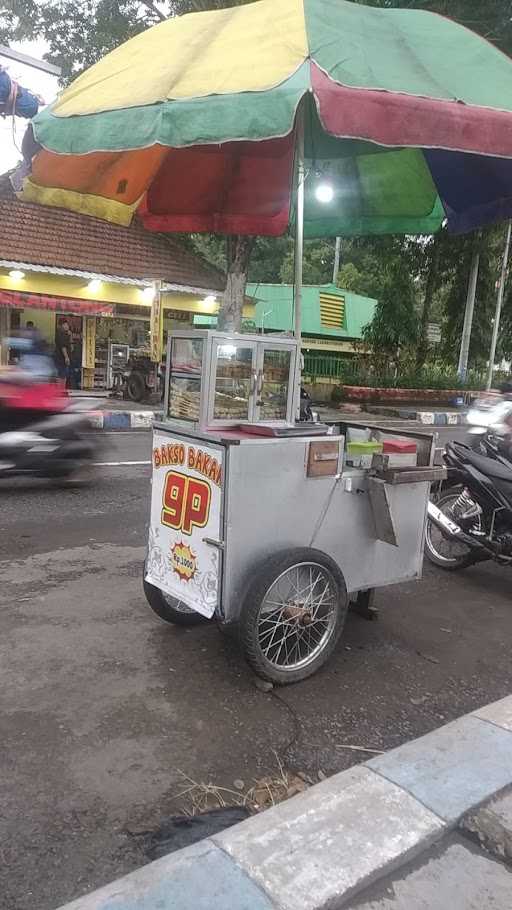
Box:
[127,753,316,860]
[253,677,274,692]
[128,806,251,860]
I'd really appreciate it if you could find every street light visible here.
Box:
[141,286,155,302]
[315,182,334,204]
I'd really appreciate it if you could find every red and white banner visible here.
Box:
[0,289,114,316]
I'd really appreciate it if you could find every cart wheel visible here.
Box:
[143,569,208,627]
[240,548,348,685]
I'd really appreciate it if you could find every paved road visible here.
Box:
[1,428,511,910]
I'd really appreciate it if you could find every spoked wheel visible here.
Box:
[143,565,207,626]
[240,548,348,685]
[425,487,480,570]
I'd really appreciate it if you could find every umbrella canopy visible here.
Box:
[20,0,512,237]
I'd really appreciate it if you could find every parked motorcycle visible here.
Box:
[0,370,106,484]
[425,440,512,570]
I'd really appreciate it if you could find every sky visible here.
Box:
[0,40,58,174]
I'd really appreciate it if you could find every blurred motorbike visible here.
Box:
[0,354,106,484]
[466,384,512,455]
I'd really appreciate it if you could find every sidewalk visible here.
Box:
[55,695,512,910]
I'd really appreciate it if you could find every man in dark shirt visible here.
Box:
[55,318,72,383]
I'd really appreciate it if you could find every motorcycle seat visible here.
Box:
[462,448,512,482]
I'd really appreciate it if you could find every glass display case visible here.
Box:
[164,330,298,429]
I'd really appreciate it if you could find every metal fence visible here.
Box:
[303,354,345,381]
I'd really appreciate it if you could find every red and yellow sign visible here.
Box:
[171,541,197,581]
[153,442,222,487]
[147,432,223,619]
[161,470,211,536]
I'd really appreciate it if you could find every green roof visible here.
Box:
[246,283,376,339]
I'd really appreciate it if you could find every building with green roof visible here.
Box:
[194,283,376,357]
[245,283,376,356]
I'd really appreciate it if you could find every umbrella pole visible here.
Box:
[293,104,305,418]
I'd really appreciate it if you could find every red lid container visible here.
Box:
[382,439,417,454]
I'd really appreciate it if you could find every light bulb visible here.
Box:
[141,286,155,302]
[315,182,334,204]
[87,278,102,292]
[9,269,25,280]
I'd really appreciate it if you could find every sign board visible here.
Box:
[150,283,163,363]
[427,322,441,344]
[82,316,96,369]
[145,431,223,618]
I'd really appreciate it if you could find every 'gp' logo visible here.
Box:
[161,471,211,535]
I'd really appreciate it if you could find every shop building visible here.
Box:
[0,175,253,387]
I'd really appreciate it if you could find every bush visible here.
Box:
[331,358,487,392]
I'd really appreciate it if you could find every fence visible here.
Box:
[303,354,346,381]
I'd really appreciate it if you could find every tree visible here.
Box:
[362,244,418,358]
[279,239,337,285]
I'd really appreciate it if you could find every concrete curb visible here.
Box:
[55,695,512,910]
[366,405,467,425]
[89,410,162,430]
[91,407,466,431]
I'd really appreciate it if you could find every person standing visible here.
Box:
[54,318,72,385]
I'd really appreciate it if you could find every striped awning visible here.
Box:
[0,289,114,316]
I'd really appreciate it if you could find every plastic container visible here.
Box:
[346,440,383,469]
[381,438,417,467]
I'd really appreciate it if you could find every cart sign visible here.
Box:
[145,431,223,618]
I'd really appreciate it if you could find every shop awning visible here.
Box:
[0,288,114,316]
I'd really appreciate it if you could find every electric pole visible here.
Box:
[486,220,512,390]
[457,241,480,382]
[332,237,341,284]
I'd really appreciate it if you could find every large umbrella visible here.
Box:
[16,0,512,339]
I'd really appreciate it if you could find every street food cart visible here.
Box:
[144,329,442,684]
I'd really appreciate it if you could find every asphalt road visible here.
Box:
[2,427,512,910]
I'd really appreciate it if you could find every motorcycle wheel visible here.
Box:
[126,371,146,402]
[425,487,479,570]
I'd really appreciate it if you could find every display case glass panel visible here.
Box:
[168,376,201,422]
[258,348,292,421]
[212,343,255,421]
[170,337,204,374]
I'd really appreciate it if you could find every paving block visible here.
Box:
[368,715,512,824]
[56,839,273,910]
[461,787,512,863]
[347,834,512,910]
[87,410,104,429]
[102,411,131,430]
[214,765,444,910]
[130,410,156,428]
[473,694,512,732]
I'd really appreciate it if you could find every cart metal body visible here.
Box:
[146,420,437,625]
